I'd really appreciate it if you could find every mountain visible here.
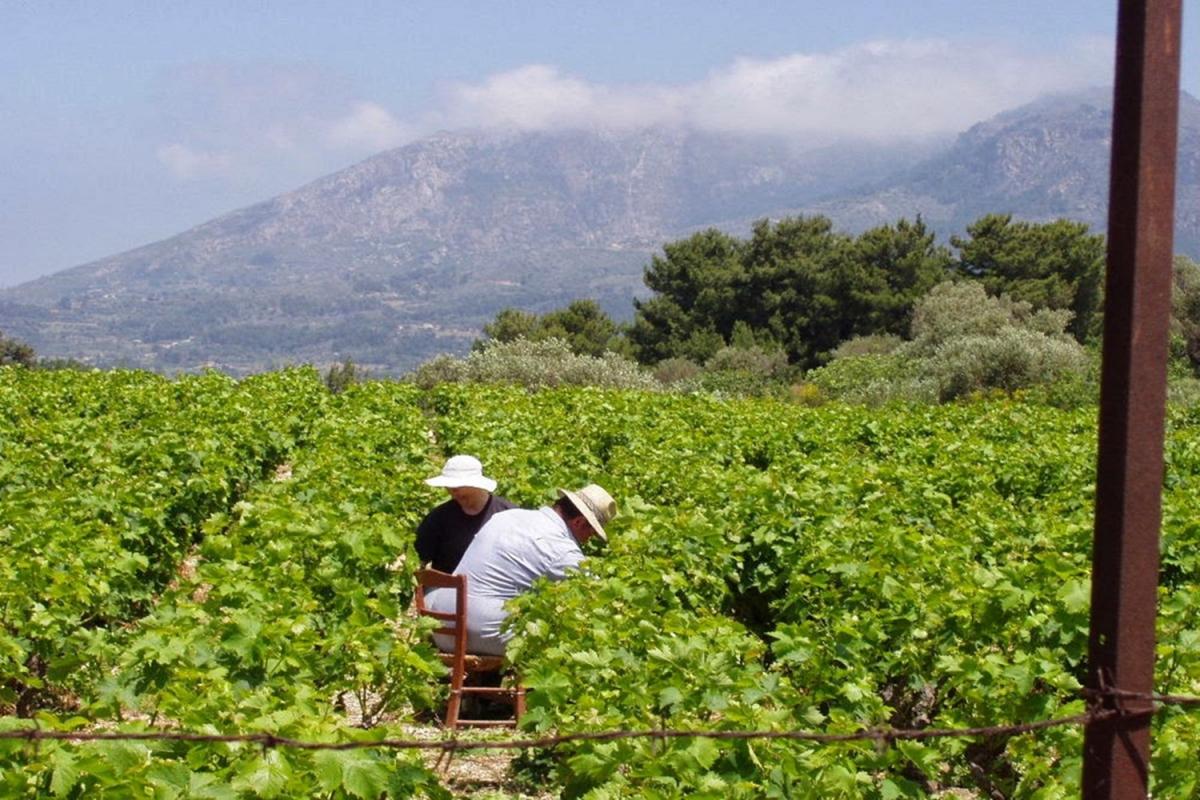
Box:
[806,88,1200,257]
[3,89,1198,377]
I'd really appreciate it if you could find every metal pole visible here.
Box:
[1082,0,1182,797]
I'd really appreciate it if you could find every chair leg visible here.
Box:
[507,672,525,723]
[444,665,467,730]
[444,687,461,730]
[513,682,526,722]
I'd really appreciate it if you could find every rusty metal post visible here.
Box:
[1082,0,1182,797]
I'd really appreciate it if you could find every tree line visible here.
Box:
[484,213,1106,368]
[468,211,1200,403]
[10,209,1200,404]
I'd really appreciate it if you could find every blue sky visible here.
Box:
[3,1,1195,287]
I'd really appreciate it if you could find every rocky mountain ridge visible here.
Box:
[3,89,1198,376]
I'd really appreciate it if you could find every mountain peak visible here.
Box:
[4,90,1198,376]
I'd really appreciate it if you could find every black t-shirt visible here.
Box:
[414,494,517,573]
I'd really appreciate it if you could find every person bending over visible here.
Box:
[427,483,616,655]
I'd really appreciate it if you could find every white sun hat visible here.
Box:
[557,484,617,540]
[424,455,497,492]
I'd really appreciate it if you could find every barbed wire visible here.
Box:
[1,689,1195,754]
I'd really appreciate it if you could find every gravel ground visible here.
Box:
[340,690,554,798]
[403,723,555,799]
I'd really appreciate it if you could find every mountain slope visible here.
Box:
[0,128,935,375]
[803,89,1200,255]
[3,90,1198,376]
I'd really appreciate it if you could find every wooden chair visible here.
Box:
[413,568,525,729]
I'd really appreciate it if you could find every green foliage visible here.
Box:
[408,337,660,391]
[704,345,786,377]
[846,216,954,335]
[32,357,91,371]
[625,212,1110,379]
[478,300,623,357]
[1171,255,1200,377]
[810,283,1094,405]
[0,368,452,796]
[805,352,932,406]
[538,300,623,357]
[479,307,539,346]
[950,214,1105,343]
[691,344,796,399]
[905,282,1091,402]
[6,375,1200,797]
[0,329,36,367]
[627,228,746,365]
[433,389,1155,797]
[739,215,851,366]
[925,328,1091,402]
[0,367,327,717]
[652,357,703,385]
[629,216,956,371]
[324,358,370,394]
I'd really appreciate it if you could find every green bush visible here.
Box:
[1168,377,1200,407]
[908,281,1074,345]
[925,328,1090,402]
[0,329,36,367]
[830,334,904,358]
[811,282,1092,404]
[704,344,790,376]
[407,337,660,391]
[652,357,702,385]
[806,353,923,405]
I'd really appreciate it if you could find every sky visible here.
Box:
[3,1,1196,288]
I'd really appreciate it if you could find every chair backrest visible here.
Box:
[413,568,469,665]
[412,567,523,729]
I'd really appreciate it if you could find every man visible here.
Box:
[415,455,516,574]
[428,483,617,656]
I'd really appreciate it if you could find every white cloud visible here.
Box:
[433,64,686,130]
[150,64,419,186]
[433,37,1112,140]
[153,37,1113,188]
[326,101,414,152]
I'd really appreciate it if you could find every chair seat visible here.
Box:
[437,653,506,672]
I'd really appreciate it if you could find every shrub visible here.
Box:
[908,281,1074,346]
[407,337,660,391]
[704,344,790,376]
[924,328,1091,402]
[652,357,702,385]
[0,329,36,368]
[788,382,824,406]
[1023,354,1102,409]
[323,359,369,393]
[831,334,903,359]
[407,353,464,389]
[806,353,912,398]
[809,282,1092,405]
[695,369,788,399]
[1168,377,1200,407]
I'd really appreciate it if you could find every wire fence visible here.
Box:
[2,689,1196,756]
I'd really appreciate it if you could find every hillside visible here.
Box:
[3,89,1198,376]
[807,88,1200,257]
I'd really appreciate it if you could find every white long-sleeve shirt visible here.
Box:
[426,506,583,655]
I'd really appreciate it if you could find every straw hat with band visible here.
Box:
[557,484,617,540]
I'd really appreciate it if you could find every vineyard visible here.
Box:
[2,366,1200,798]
